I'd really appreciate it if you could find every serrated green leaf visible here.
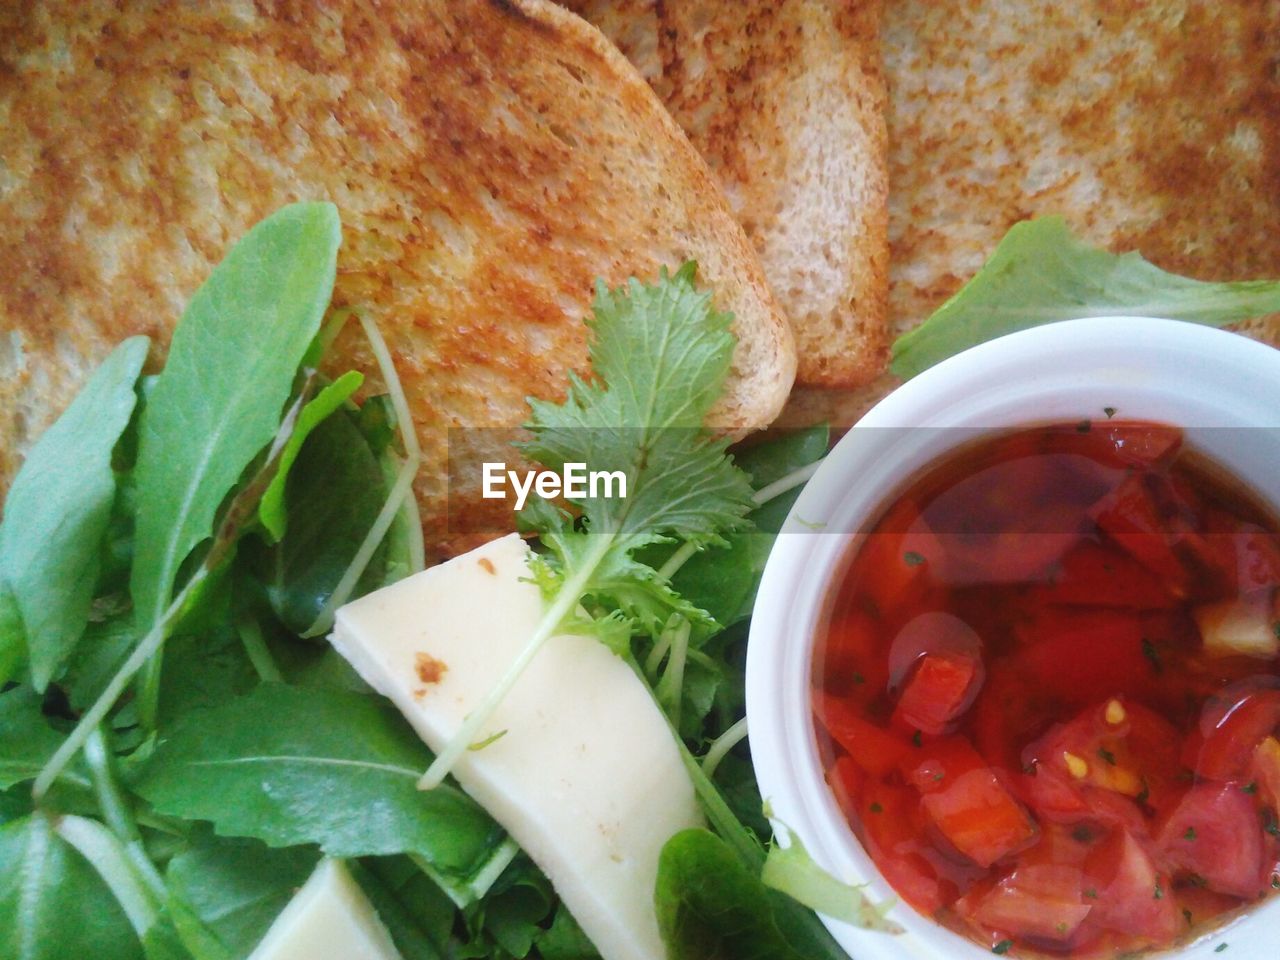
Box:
[891,216,1280,379]
[519,265,754,630]
[130,202,341,664]
[0,688,74,791]
[258,370,364,541]
[134,684,505,883]
[166,835,319,959]
[0,336,148,691]
[0,814,144,960]
[522,264,754,545]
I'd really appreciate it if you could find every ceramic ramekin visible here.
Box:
[747,317,1280,960]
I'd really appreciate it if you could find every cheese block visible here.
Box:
[330,533,703,960]
[248,859,402,960]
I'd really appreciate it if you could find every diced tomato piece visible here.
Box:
[1237,529,1280,592]
[1024,699,1181,820]
[1083,830,1181,944]
[963,864,1092,947]
[1157,783,1267,899]
[973,665,1055,773]
[1013,612,1160,707]
[893,652,983,735]
[900,735,988,794]
[1252,737,1280,814]
[921,768,1038,868]
[855,501,944,618]
[1028,538,1177,609]
[817,605,888,704]
[1183,685,1280,781]
[816,695,911,778]
[1091,473,1194,592]
[858,781,948,915]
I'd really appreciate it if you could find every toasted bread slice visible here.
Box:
[0,0,794,556]
[782,0,1280,429]
[566,0,890,389]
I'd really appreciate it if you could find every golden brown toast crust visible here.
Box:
[782,0,1280,429]
[567,0,891,390]
[0,0,795,556]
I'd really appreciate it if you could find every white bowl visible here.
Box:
[746,317,1280,960]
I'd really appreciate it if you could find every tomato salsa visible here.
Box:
[813,420,1280,957]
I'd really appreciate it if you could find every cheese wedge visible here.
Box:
[248,859,402,960]
[330,533,702,960]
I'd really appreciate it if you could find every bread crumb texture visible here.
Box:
[0,0,794,557]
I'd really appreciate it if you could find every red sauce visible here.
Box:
[813,421,1280,957]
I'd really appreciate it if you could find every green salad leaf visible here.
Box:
[656,829,811,960]
[165,835,319,959]
[0,689,74,792]
[420,264,755,788]
[130,202,341,723]
[258,370,364,541]
[263,407,390,634]
[891,216,1280,378]
[0,336,149,691]
[0,814,143,960]
[762,833,902,934]
[134,684,507,885]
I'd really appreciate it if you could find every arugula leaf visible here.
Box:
[134,684,507,885]
[166,835,319,958]
[0,336,148,691]
[421,265,755,787]
[349,858,453,960]
[0,587,21,689]
[262,408,390,634]
[0,814,144,960]
[130,202,341,722]
[0,689,75,792]
[891,216,1280,379]
[258,370,364,541]
[655,829,810,960]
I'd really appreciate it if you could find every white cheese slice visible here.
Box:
[248,858,402,960]
[330,533,702,960]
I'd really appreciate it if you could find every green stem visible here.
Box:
[33,572,203,801]
[418,533,615,790]
[659,456,827,581]
[84,728,167,901]
[655,617,691,731]
[54,814,159,936]
[701,716,748,778]
[237,614,283,683]
[751,460,823,508]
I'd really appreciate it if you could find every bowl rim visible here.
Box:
[746,316,1280,960]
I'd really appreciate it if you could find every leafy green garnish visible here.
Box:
[134,684,507,886]
[0,814,144,960]
[891,216,1280,378]
[0,336,148,691]
[0,690,77,793]
[130,201,341,724]
[761,833,902,934]
[419,264,755,788]
[656,829,842,960]
[258,370,364,541]
[164,835,318,958]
